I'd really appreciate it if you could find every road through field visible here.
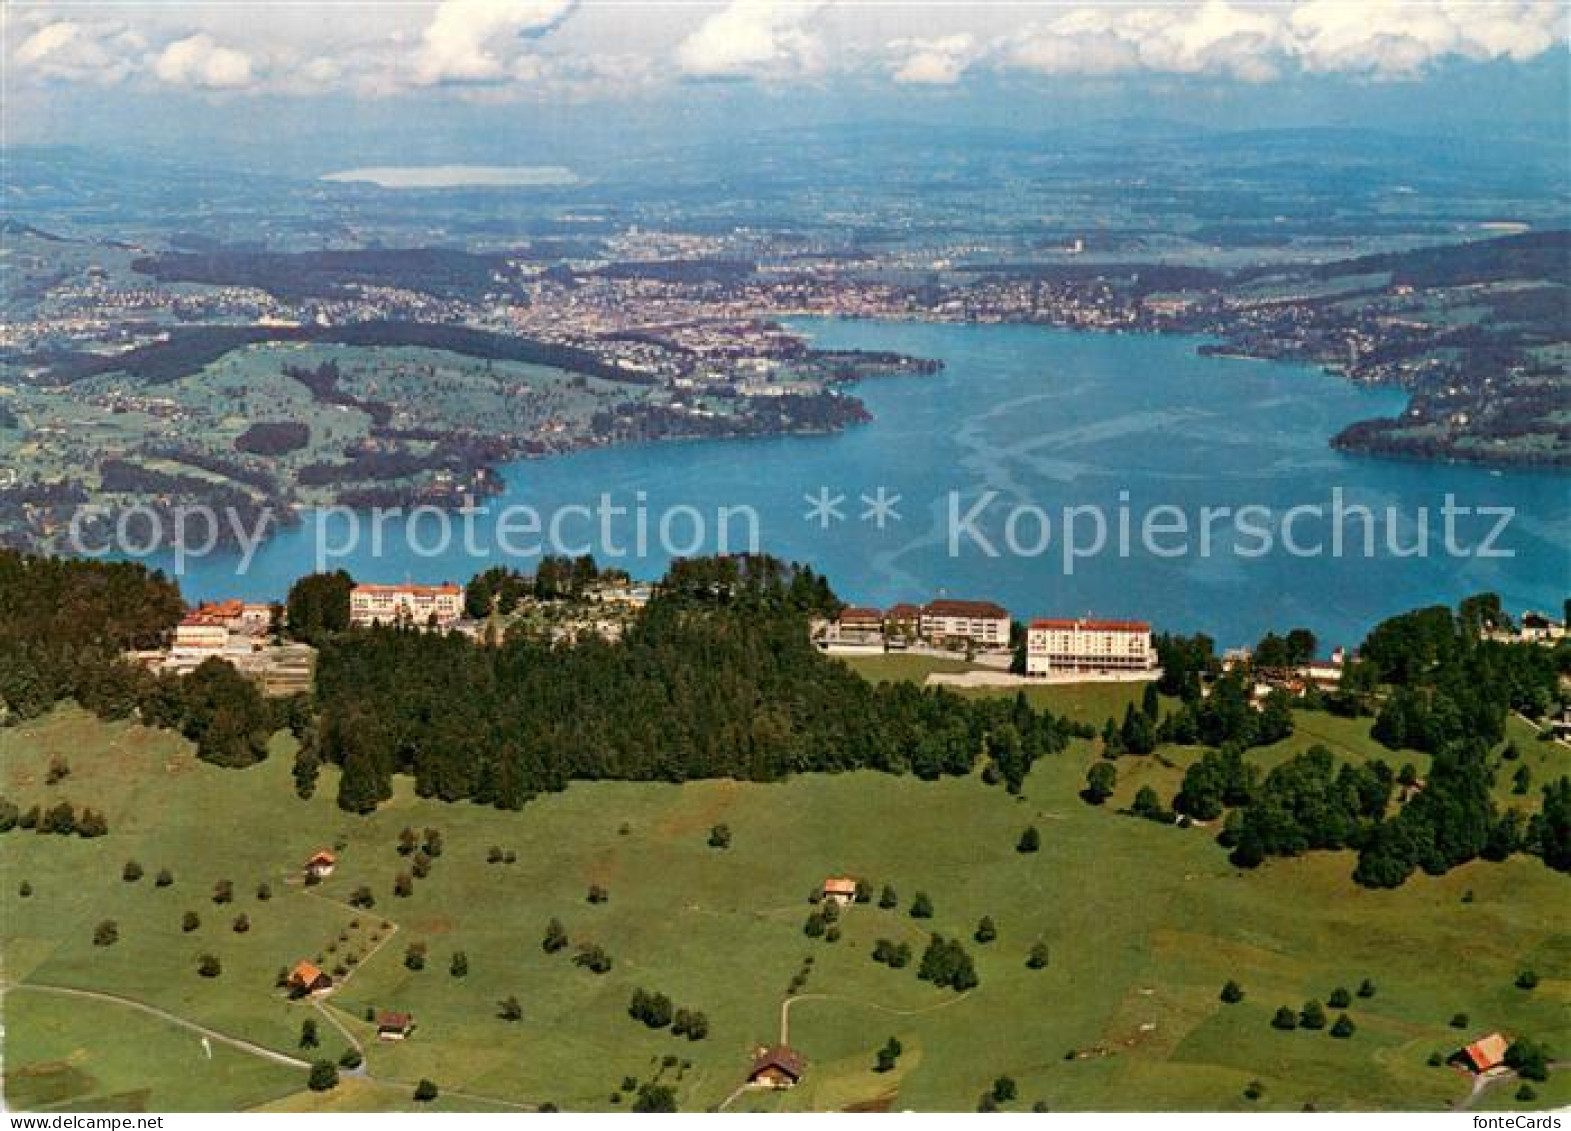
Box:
[4,981,311,1069]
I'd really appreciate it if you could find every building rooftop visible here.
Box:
[290,960,325,985]
[352,583,461,596]
[1459,1032,1510,1073]
[924,599,1009,619]
[1031,617,1150,633]
[749,1045,807,1082]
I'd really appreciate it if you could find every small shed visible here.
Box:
[305,850,336,880]
[821,877,858,907]
[286,960,332,996]
[376,1010,416,1041]
[1454,1032,1510,1074]
[747,1045,806,1089]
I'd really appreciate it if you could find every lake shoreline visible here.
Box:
[140,319,1568,647]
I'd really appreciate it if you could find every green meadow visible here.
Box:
[2,990,305,1112]
[839,652,1153,729]
[3,704,1566,1112]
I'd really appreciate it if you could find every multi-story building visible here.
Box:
[1026,618,1155,676]
[836,607,884,634]
[172,616,230,652]
[350,583,464,627]
[884,603,923,635]
[920,599,1011,649]
[818,606,886,655]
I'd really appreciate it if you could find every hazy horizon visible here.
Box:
[5,2,1568,177]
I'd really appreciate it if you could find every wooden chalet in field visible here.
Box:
[1453,1032,1510,1074]
[304,850,336,880]
[376,1010,416,1041]
[286,960,332,996]
[821,877,858,907]
[747,1045,806,1089]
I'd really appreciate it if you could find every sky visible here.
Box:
[3,1,1567,169]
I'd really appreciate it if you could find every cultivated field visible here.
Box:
[3,704,1566,1112]
[0,341,634,505]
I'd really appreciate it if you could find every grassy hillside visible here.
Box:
[838,654,1152,727]
[3,706,1565,1112]
[3,991,306,1112]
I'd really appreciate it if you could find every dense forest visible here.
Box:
[234,420,311,456]
[306,555,1078,812]
[0,549,1564,889]
[1147,595,1570,885]
[37,320,637,387]
[0,549,289,766]
[130,247,509,302]
[0,549,182,721]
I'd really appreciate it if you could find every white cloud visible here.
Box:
[1133,1,1283,79]
[3,0,1565,102]
[152,33,255,90]
[1001,3,1283,83]
[14,20,145,85]
[995,1,1567,83]
[676,0,830,80]
[891,34,976,85]
[1001,24,1140,77]
[414,0,576,85]
[1289,0,1562,76]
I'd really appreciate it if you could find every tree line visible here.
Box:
[308,556,1074,812]
[1155,595,1570,886]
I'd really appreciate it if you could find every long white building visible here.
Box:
[919,599,1011,648]
[1026,617,1155,676]
[350,583,464,627]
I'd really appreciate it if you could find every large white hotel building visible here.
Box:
[350,583,464,627]
[1026,617,1156,676]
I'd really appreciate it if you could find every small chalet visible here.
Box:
[376,1010,416,1041]
[1453,1032,1510,1074]
[747,1045,806,1089]
[304,850,336,880]
[821,877,858,907]
[286,960,332,996]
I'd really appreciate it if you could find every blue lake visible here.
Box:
[158,319,1569,647]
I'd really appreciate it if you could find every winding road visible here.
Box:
[7,980,543,1111]
[779,989,975,1045]
[4,982,311,1069]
